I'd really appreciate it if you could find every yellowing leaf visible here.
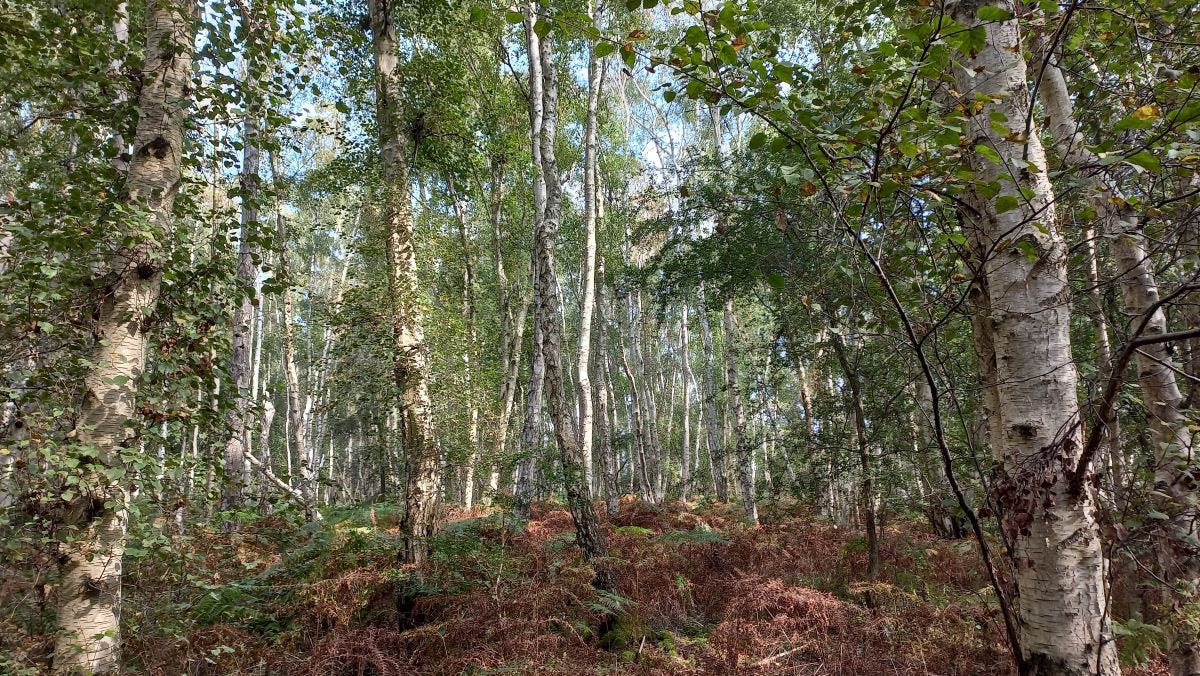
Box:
[1131,104,1161,121]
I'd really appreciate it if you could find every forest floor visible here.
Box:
[5,498,1167,675]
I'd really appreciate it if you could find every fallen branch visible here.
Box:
[244,450,322,520]
[752,645,807,667]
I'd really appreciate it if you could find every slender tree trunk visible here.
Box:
[575,7,605,497]
[636,291,664,501]
[949,4,1118,672]
[696,290,728,501]
[370,0,440,563]
[759,362,796,489]
[526,5,610,588]
[53,2,197,671]
[310,257,348,501]
[595,260,619,514]
[723,298,756,523]
[618,298,654,502]
[680,304,693,501]
[486,158,525,501]
[1037,42,1195,674]
[1082,226,1126,494]
[450,181,482,508]
[220,43,263,518]
[275,195,320,522]
[830,333,879,578]
[514,17,549,518]
[257,398,276,498]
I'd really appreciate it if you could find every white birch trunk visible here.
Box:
[949,4,1118,671]
[723,298,756,524]
[450,182,482,508]
[54,2,197,671]
[370,0,440,562]
[696,290,728,500]
[514,20,548,516]
[575,5,604,496]
[526,4,610,586]
[221,67,261,517]
[680,304,693,500]
[1037,40,1193,673]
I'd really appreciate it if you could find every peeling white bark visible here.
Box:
[949,3,1119,672]
[1037,38,1193,674]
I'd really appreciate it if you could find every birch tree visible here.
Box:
[1037,40,1197,674]
[575,0,605,496]
[525,0,610,587]
[949,3,1118,671]
[53,1,198,671]
[369,0,441,563]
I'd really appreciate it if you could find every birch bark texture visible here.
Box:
[54,1,198,671]
[369,0,441,563]
[949,2,1118,672]
[723,298,756,523]
[697,290,728,501]
[221,21,264,515]
[575,1,604,496]
[514,2,550,520]
[525,1,611,587]
[1036,44,1197,676]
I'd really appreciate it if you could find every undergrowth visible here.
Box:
[1,497,1171,674]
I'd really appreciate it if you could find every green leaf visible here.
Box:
[1124,150,1161,173]
[898,140,919,158]
[748,132,768,149]
[533,19,551,38]
[594,41,616,58]
[1015,239,1039,261]
[994,195,1019,213]
[974,144,1001,165]
[976,6,1013,21]
[621,43,636,67]
[1114,113,1154,132]
[945,25,986,57]
[504,10,524,23]
[334,100,349,114]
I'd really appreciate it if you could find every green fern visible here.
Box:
[656,525,729,546]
